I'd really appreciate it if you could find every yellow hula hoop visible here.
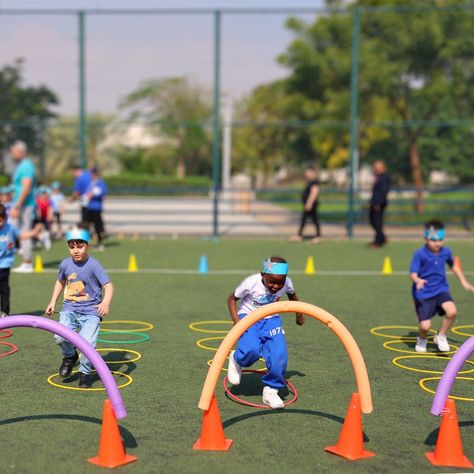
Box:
[47,370,133,391]
[383,339,459,355]
[451,325,474,337]
[419,376,474,402]
[100,320,154,333]
[206,357,267,372]
[189,320,232,334]
[196,336,227,352]
[97,348,142,364]
[392,355,474,375]
[370,325,436,340]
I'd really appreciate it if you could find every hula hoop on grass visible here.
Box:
[47,370,133,391]
[0,341,18,357]
[196,336,227,352]
[0,329,13,339]
[451,325,474,337]
[207,358,267,372]
[97,330,149,344]
[100,320,154,333]
[370,325,435,340]
[97,348,142,364]
[383,339,458,355]
[189,320,232,334]
[419,376,474,402]
[392,355,474,375]
[223,370,298,409]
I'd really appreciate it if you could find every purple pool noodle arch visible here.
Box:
[430,335,474,416]
[0,315,127,419]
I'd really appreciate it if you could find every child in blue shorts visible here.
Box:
[410,220,473,353]
[227,256,305,409]
[45,226,113,388]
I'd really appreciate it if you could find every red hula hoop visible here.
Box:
[0,341,18,357]
[0,329,13,339]
[223,369,298,409]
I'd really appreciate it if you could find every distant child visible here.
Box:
[49,181,65,239]
[45,226,113,388]
[227,256,304,409]
[33,185,53,250]
[1,186,14,218]
[411,220,474,353]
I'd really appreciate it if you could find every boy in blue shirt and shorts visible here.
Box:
[227,256,305,409]
[45,226,113,388]
[410,220,473,353]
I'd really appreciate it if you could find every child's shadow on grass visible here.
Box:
[0,414,137,448]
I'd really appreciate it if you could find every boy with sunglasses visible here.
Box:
[45,225,113,388]
[411,220,473,353]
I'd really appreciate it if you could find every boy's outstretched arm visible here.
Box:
[288,292,305,325]
[45,280,65,316]
[452,265,474,292]
[96,282,114,317]
[227,292,240,325]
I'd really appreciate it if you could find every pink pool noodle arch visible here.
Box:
[0,315,127,419]
[431,335,474,416]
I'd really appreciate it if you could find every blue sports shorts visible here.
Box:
[414,292,453,322]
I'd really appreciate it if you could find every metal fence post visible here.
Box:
[347,5,360,238]
[212,9,221,239]
[78,11,87,170]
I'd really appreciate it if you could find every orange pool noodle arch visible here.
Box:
[198,301,373,414]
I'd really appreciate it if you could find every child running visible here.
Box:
[227,256,304,409]
[411,220,474,353]
[45,226,113,388]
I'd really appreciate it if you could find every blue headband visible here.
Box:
[424,228,445,241]
[262,259,289,275]
[66,228,90,243]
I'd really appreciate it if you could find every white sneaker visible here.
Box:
[227,350,242,385]
[12,263,33,273]
[434,334,450,352]
[262,386,284,409]
[415,336,428,353]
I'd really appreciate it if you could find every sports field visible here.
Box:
[1,237,473,474]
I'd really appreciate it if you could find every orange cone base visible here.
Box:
[325,445,375,461]
[193,438,233,451]
[425,451,473,468]
[88,453,138,468]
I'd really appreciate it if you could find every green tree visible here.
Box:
[0,59,58,161]
[119,77,212,178]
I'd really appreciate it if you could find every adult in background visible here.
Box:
[10,140,36,273]
[368,160,390,248]
[291,165,321,243]
[85,167,107,250]
[71,165,92,222]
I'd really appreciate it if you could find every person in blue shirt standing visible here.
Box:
[45,226,114,388]
[9,140,37,273]
[410,220,473,353]
[85,167,107,250]
[71,165,92,222]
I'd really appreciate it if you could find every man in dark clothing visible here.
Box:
[291,166,321,243]
[369,160,390,247]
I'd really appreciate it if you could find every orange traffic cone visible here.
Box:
[193,393,233,451]
[325,392,375,461]
[88,399,138,468]
[425,398,473,468]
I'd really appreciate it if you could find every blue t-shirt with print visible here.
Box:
[409,245,454,301]
[13,158,36,207]
[58,256,110,316]
[0,223,20,268]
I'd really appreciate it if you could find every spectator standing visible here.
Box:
[85,167,107,250]
[71,165,92,222]
[368,160,390,248]
[50,181,65,239]
[9,140,36,273]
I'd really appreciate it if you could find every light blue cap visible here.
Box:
[51,181,61,190]
[261,258,289,275]
[66,228,90,243]
[424,227,445,241]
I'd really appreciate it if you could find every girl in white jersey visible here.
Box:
[227,256,304,409]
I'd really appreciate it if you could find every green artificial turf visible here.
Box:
[1,238,473,473]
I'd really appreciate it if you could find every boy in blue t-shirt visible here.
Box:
[410,220,473,353]
[45,226,113,388]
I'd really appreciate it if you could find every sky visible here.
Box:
[0,0,325,116]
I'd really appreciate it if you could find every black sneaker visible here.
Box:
[79,373,92,388]
[59,352,79,378]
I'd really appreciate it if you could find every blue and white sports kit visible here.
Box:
[233,273,295,389]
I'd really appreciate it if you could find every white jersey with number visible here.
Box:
[234,273,295,317]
